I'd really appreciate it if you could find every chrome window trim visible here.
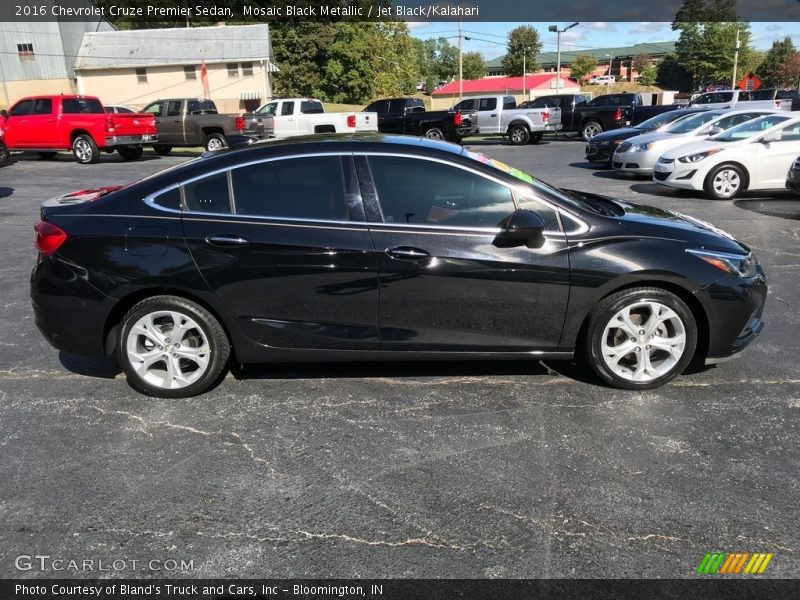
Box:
[141,149,590,236]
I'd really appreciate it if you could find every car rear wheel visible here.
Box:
[37,151,58,159]
[424,127,445,141]
[204,133,227,152]
[584,287,697,390]
[117,146,144,161]
[704,163,745,200]
[153,145,172,156]
[118,296,230,398]
[72,134,100,164]
[582,121,603,141]
[508,124,530,145]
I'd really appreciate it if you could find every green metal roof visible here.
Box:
[486,41,675,70]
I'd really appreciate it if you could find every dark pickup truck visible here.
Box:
[530,93,678,141]
[141,98,265,154]
[363,97,478,143]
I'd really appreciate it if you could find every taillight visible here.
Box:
[613,107,624,121]
[454,112,462,126]
[34,222,67,255]
[105,116,115,133]
[542,111,549,122]
[235,116,245,131]
[347,114,356,128]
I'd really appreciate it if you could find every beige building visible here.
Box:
[74,24,278,113]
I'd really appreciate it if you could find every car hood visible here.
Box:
[623,131,686,146]
[658,138,731,160]
[563,190,748,253]
[591,127,645,142]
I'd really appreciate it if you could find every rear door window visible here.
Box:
[184,173,231,214]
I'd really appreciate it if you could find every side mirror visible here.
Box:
[761,131,782,143]
[494,209,546,249]
[706,126,723,136]
[0,110,7,118]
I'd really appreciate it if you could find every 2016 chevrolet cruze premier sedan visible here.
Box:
[31,135,766,397]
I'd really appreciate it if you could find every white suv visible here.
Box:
[589,75,616,85]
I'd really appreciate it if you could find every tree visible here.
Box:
[777,53,800,88]
[656,54,693,90]
[372,22,420,98]
[632,53,652,77]
[501,26,542,76]
[462,52,485,80]
[757,37,796,88]
[638,65,658,86]
[570,55,598,83]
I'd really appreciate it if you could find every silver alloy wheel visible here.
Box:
[583,122,602,140]
[125,310,211,390]
[510,127,527,143]
[73,138,92,162]
[712,168,741,198]
[600,300,687,383]
[206,136,225,151]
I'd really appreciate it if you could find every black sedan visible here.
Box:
[585,108,708,167]
[787,155,800,195]
[31,134,766,397]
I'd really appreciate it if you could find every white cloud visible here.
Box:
[585,22,618,32]
[405,22,428,31]
[630,22,669,34]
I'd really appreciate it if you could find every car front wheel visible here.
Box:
[118,296,230,398]
[584,287,697,390]
[704,163,745,200]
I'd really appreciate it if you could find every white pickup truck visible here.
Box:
[243,98,378,140]
[451,95,562,145]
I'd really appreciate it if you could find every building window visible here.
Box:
[241,62,254,77]
[135,68,147,83]
[227,63,239,78]
[184,65,196,80]
[17,43,34,61]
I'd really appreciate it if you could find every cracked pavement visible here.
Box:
[0,142,797,578]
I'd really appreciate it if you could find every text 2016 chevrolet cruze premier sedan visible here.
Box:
[31,135,766,397]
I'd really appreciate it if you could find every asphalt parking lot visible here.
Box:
[0,139,797,579]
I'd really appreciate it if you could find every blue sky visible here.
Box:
[408,22,800,60]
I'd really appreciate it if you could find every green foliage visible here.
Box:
[501,26,542,76]
[412,37,458,83]
[656,54,693,91]
[638,65,658,86]
[672,0,756,89]
[757,37,796,88]
[776,53,800,88]
[570,55,597,83]
[632,53,652,75]
[462,52,485,80]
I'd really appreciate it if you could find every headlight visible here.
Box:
[632,142,654,151]
[678,149,720,163]
[687,249,758,277]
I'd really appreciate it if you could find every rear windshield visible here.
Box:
[62,98,104,114]
[636,110,696,131]
[665,111,722,133]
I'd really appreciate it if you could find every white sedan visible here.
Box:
[612,109,777,175]
[652,114,800,199]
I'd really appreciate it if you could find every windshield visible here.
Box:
[665,111,723,134]
[712,114,792,141]
[636,110,688,131]
[465,150,604,214]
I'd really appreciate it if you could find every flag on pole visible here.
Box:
[200,61,209,98]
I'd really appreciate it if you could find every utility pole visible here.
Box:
[731,27,741,90]
[458,20,463,101]
[522,49,526,101]
[549,23,579,94]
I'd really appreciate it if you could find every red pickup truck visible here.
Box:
[0,95,157,164]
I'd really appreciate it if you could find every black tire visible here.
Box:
[583,287,698,390]
[529,132,544,144]
[118,295,231,398]
[37,151,57,159]
[203,133,227,152]
[703,163,746,200]
[72,134,100,164]
[117,146,144,161]
[582,121,603,141]
[424,127,445,141]
[153,145,173,156]
[0,143,11,167]
[508,124,530,145]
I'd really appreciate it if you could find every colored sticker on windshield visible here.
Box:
[466,151,535,184]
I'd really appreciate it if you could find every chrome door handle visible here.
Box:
[386,246,430,260]
[205,235,250,247]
